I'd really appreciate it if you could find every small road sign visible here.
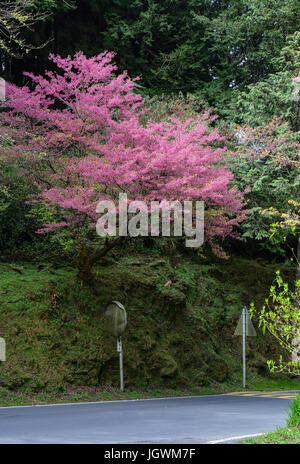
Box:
[234,308,257,337]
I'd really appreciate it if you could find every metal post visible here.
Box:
[242,307,246,388]
[117,336,124,391]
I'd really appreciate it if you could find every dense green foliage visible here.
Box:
[203,0,300,106]
[3,1,300,104]
[228,31,300,128]
[250,271,300,375]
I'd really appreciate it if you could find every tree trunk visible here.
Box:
[77,237,124,285]
[77,247,95,285]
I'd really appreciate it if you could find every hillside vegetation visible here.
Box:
[0,0,300,402]
[0,251,296,394]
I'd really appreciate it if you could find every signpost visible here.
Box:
[0,78,5,102]
[116,336,124,391]
[0,337,5,385]
[0,338,5,362]
[104,301,127,391]
[234,308,256,388]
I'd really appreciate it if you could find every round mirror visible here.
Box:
[104,301,127,337]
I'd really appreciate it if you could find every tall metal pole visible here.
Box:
[242,307,246,388]
[117,336,124,391]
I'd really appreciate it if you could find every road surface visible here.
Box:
[0,391,298,444]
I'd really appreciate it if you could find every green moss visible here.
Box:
[0,256,296,393]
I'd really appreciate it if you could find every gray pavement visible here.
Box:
[0,392,297,444]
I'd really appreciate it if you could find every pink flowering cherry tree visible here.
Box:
[0,52,245,282]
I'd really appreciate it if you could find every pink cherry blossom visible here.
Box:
[0,52,246,256]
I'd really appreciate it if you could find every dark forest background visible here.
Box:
[3,0,300,116]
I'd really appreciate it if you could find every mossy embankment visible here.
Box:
[0,253,298,395]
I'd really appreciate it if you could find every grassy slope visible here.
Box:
[243,427,300,444]
[0,253,299,400]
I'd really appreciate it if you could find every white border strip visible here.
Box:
[0,390,298,410]
[0,392,235,410]
[207,433,265,444]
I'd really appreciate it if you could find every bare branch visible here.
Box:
[0,0,52,57]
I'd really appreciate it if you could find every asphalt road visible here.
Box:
[0,391,297,444]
